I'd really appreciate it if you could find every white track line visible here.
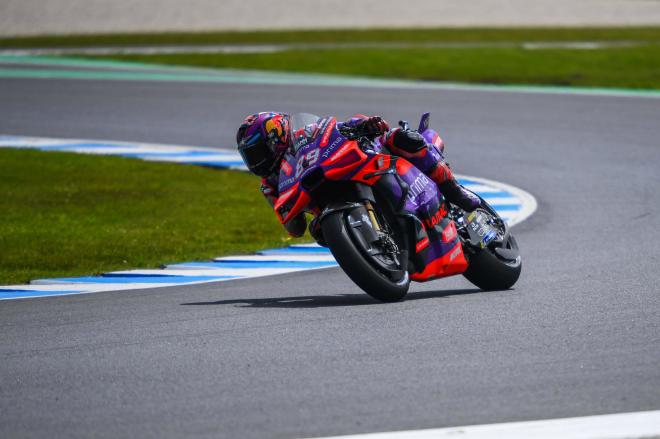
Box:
[304,410,660,439]
[214,254,337,263]
[107,268,314,277]
[462,175,537,226]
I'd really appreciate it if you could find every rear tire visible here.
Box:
[322,210,409,302]
[463,234,521,291]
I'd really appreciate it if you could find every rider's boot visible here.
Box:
[428,162,480,212]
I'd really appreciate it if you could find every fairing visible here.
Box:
[274,112,468,281]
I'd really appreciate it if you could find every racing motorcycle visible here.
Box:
[274,113,521,302]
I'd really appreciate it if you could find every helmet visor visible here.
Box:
[238,135,273,176]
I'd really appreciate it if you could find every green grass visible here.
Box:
[1,27,659,47]
[0,149,306,285]
[87,44,660,89]
[3,27,659,89]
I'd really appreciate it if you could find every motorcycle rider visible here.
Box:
[236,112,480,238]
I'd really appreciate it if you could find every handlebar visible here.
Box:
[338,124,369,140]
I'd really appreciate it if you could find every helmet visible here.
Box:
[236,112,290,177]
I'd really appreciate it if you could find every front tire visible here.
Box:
[322,210,410,302]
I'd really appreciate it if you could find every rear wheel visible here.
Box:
[462,232,521,290]
[457,193,522,290]
[322,207,409,302]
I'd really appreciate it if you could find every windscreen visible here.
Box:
[289,113,322,153]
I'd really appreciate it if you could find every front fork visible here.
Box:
[352,182,379,229]
[364,200,382,233]
[354,183,409,274]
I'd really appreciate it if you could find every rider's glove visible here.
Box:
[358,116,390,138]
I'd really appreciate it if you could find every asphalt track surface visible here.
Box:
[1,71,659,438]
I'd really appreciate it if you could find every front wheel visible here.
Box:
[321,209,410,302]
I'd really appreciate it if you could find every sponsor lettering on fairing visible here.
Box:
[321,137,344,159]
[406,173,433,207]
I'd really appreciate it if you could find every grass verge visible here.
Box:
[0,148,305,285]
[2,27,659,89]
[91,44,660,89]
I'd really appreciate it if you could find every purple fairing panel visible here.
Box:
[277,153,299,192]
[373,162,457,266]
[399,165,441,215]
[426,225,462,262]
[396,159,460,264]
[366,154,441,222]
[277,117,350,194]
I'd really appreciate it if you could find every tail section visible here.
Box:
[417,112,445,154]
